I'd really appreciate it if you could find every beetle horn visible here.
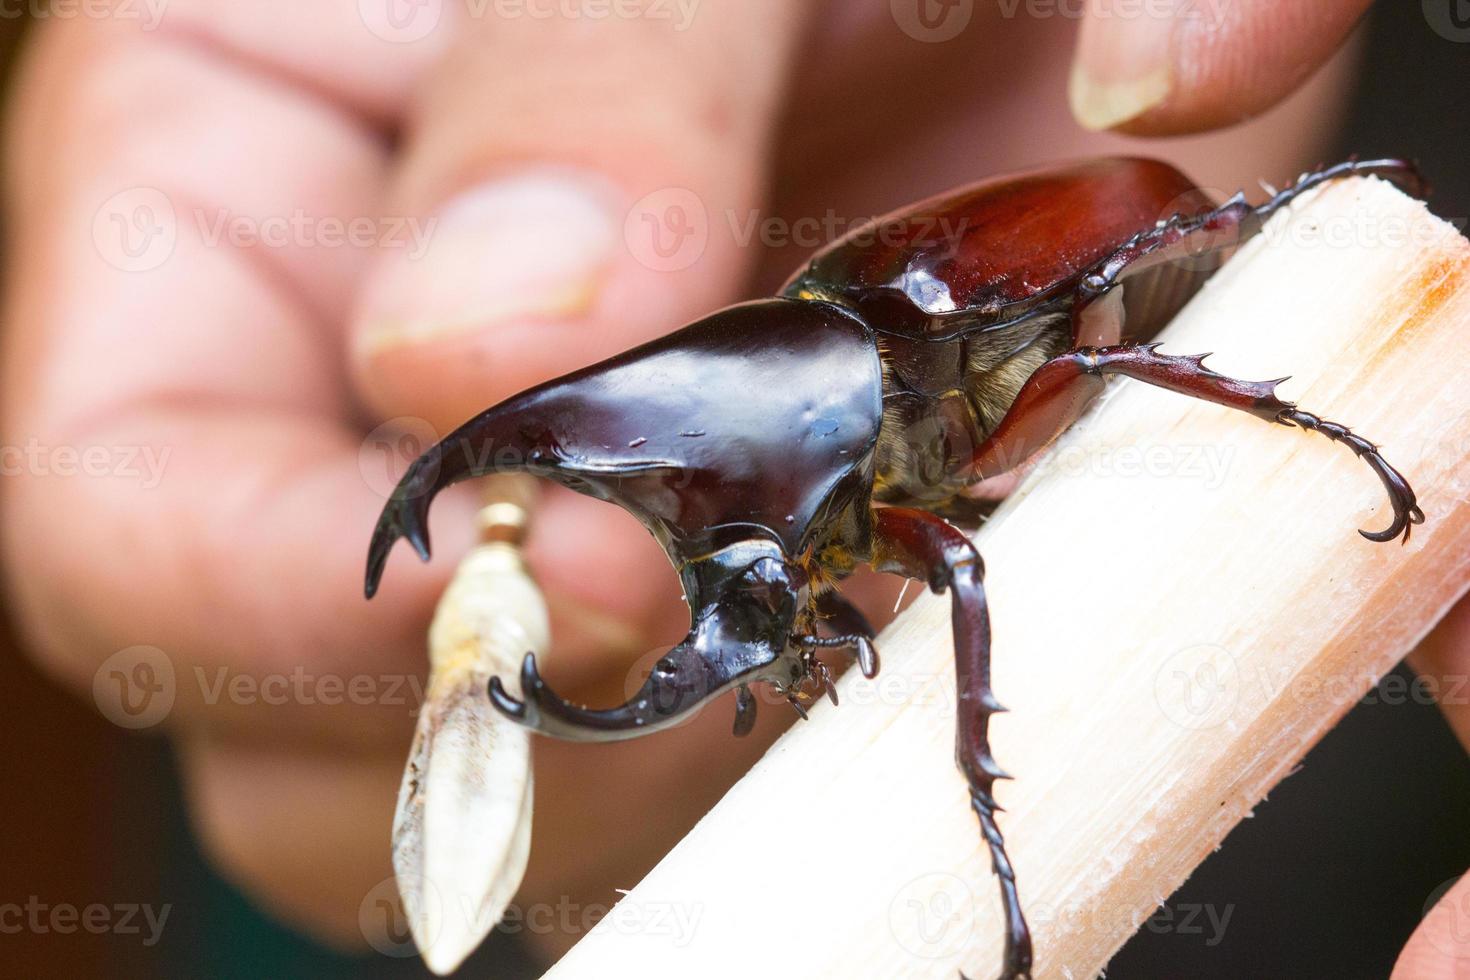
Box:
[364,392,557,599]
[487,649,737,742]
[490,653,660,742]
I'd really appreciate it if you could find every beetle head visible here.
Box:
[489,538,809,740]
[363,298,883,740]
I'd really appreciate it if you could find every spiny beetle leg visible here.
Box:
[870,508,1033,980]
[1078,158,1425,303]
[1074,344,1424,543]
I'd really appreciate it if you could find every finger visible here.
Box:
[1407,592,1470,753]
[1390,872,1470,980]
[348,0,813,430]
[0,15,457,745]
[145,0,449,123]
[1069,0,1374,135]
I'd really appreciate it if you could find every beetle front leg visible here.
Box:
[806,589,880,678]
[870,507,1031,980]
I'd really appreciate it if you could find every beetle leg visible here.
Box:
[812,590,882,678]
[1082,344,1423,542]
[1076,158,1426,313]
[969,344,1424,543]
[869,507,1032,980]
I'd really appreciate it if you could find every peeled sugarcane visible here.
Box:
[392,476,545,975]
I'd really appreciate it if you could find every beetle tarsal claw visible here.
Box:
[795,631,881,680]
[787,694,810,721]
[1276,408,1427,545]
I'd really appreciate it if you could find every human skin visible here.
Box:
[0,0,1462,972]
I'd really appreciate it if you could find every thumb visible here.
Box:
[350,0,811,431]
[1069,0,1373,135]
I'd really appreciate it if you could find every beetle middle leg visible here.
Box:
[869,507,1032,980]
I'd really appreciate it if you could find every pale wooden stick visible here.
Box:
[542,178,1470,979]
[394,478,546,975]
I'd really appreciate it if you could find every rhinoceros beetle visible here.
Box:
[365,157,1427,980]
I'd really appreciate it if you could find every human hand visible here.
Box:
[0,0,1410,967]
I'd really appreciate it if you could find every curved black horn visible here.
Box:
[363,397,551,599]
[488,652,728,742]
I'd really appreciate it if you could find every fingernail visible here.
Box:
[356,171,620,354]
[1069,6,1176,131]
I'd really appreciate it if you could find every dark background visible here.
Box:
[1,3,1466,978]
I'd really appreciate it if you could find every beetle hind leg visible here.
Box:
[1277,408,1425,542]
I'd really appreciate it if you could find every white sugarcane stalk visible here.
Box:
[393,489,547,975]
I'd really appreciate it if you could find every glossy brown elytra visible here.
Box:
[366,157,1428,980]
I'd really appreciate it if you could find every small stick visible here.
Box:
[541,178,1470,978]
[392,477,545,975]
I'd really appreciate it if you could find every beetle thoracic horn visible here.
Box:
[363,390,560,600]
